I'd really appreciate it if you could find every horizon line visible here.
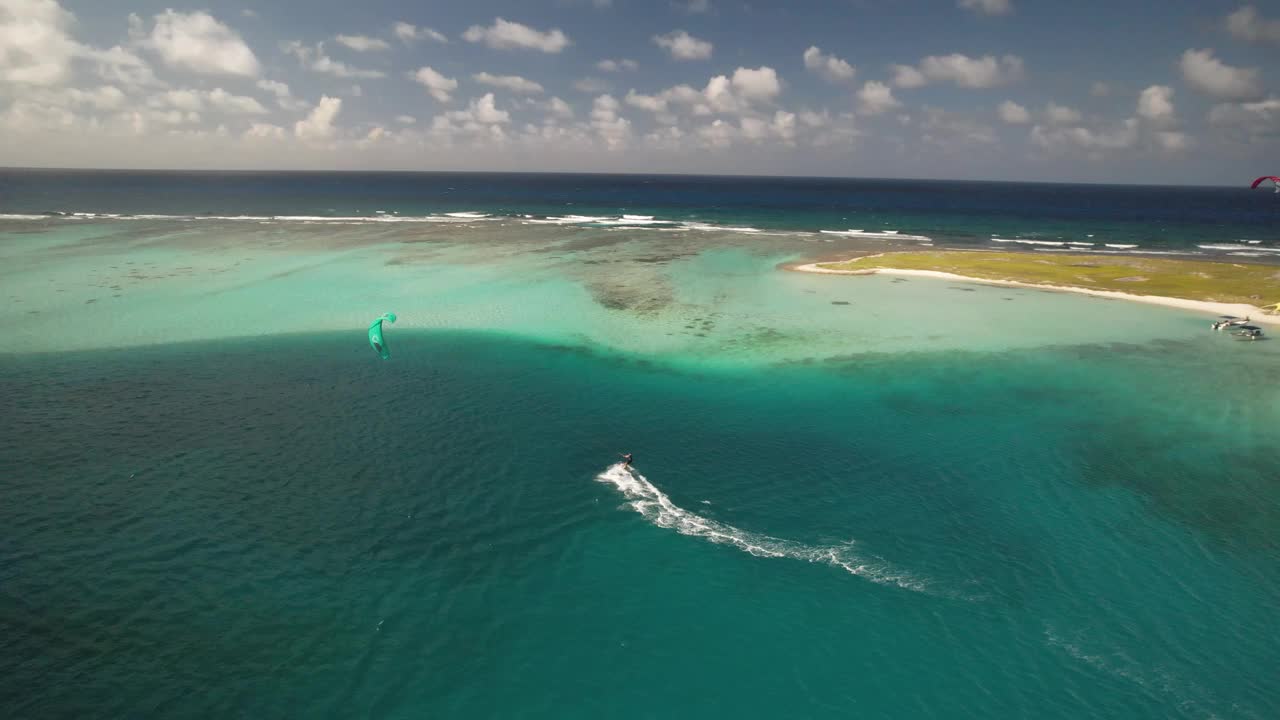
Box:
[0,165,1243,190]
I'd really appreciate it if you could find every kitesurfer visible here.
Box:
[619,452,633,469]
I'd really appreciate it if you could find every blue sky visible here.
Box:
[1,0,1277,184]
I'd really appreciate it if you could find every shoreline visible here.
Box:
[792,257,1280,327]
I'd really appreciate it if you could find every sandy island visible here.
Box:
[791,251,1280,327]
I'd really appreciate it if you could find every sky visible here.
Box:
[0,0,1277,184]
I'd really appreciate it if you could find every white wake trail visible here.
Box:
[594,464,929,593]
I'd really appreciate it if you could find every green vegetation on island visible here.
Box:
[819,251,1280,308]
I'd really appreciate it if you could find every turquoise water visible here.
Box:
[3,332,1277,718]
[3,190,1280,718]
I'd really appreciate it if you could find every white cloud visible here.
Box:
[53,85,127,111]
[997,100,1029,124]
[246,122,286,140]
[0,0,79,86]
[1180,49,1260,100]
[413,66,458,102]
[87,45,159,87]
[393,22,447,44]
[148,87,267,115]
[574,77,611,93]
[910,53,1024,88]
[1031,118,1139,152]
[256,79,307,111]
[737,110,797,144]
[1045,102,1081,125]
[731,66,781,102]
[625,90,668,113]
[958,0,1012,16]
[150,89,203,112]
[653,30,713,60]
[446,93,511,125]
[591,94,630,149]
[697,119,735,148]
[396,115,416,124]
[335,34,390,52]
[295,96,342,140]
[1208,97,1280,137]
[142,9,260,77]
[626,67,780,121]
[473,72,544,94]
[1156,131,1189,152]
[803,46,855,82]
[462,18,570,53]
[890,64,927,89]
[1226,5,1280,45]
[1090,81,1111,97]
[286,42,385,79]
[597,58,639,72]
[857,81,900,115]
[1136,85,1175,123]
[545,96,575,119]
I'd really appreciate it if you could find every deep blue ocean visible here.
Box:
[2,171,1278,719]
[3,168,1280,250]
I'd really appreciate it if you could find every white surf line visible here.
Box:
[792,258,1280,326]
[595,464,930,593]
[820,229,932,242]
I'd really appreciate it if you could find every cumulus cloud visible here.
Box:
[245,122,286,140]
[206,88,268,114]
[141,9,260,77]
[890,64,927,89]
[1155,131,1189,151]
[443,93,510,126]
[597,58,638,72]
[803,46,855,82]
[908,53,1024,88]
[413,66,458,102]
[1044,102,1081,125]
[396,115,416,124]
[256,79,307,111]
[1090,81,1111,97]
[1136,85,1175,123]
[295,96,342,140]
[591,94,630,149]
[0,0,82,86]
[393,22,447,44]
[1208,97,1280,138]
[148,87,267,115]
[286,42,385,79]
[1226,5,1280,45]
[653,30,713,60]
[574,77,611,93]
[473,72,544,94]
[857,81,900,115]
[544,96,575,119]
[335,34,390,52]
[997,100,1029,124]
[958,0,1012,16]
[627,66,782,117]
[1031,118,1139,153]
[730,66,781,102]
[463,18,570,53]
[1180,49,1260,100]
